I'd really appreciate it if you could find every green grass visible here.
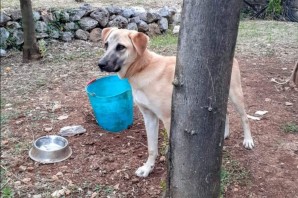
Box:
[220,151,251,197]
[1,187,14,198]
[149,32,178,49]
[282,122,298,133]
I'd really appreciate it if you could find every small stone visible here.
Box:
[58,125,86,136]
[22,178,31,183]
[27,167,34,171]
[89,28,102,42]
[57,115,69,120]
[91,192,98,198]
[44,127,53,132]
[52,175,59,181]
[173,25,180,34]
[285,102,293,106]
[265,98,271,102]
[131,178,139,184]
[33,194,42,198]
[14,181,21,186]
[60,32,74,42]
[233,188,239,192]
[75,29,89,41]
[56,172,63,176]
[79,17,98,31]
[19,165,27,171]
[0,12,11,26]
[159,156,166,162]
[2,140,8,145]
[0,49,7,57]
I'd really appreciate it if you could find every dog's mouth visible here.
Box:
[99,64,121,73]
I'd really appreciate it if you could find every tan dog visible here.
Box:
[98,28,254,177]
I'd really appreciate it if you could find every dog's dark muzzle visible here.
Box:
[98,59,121,73]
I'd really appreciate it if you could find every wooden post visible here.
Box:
[166,0,242,197]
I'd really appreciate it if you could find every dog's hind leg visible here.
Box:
[224,115,230,139]
[135,106,159,177]
[229,86,254,149]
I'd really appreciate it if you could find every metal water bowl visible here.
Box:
[29,135,72,163]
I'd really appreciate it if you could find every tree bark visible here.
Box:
[166,0,242,197]
[20,0,41,63]
[291,61,298,86]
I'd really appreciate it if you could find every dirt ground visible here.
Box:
[1,10,298,198]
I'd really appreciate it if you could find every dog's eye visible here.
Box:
[116,44,126,51]
[104,42,108,49]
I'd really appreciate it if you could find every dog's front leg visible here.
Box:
[135,106,159,177]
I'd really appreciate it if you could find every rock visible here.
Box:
[91,192,98,198]
[131,178,139,184]
[58,125,86,136]
[64,22,79,31]
[265,98,271,102]
[108,15,128,29]
[173,11,181,25]
[22,178,31,183]
[145,11,161,23]
[60,11,70,22]
[12,30,24,45]
[158,17,168,32]
[44,127,53,132]
[75,29,89,40]
[106,5,123,15]
[132,6,146,16]
[10,10,22,20]
[37,33,49,40]
[89,28,102,42]
[129,16,141,24]
[173,25,180,34]
[127,22,138,31]
[14,181,21,187]
[159,156,166,162]
[19,165,27,171]
[32,194,42,198]
[56,172,63,176]
[158,6,176,18]
[122,8,135,18]
[35,21,48,33]
[33,11,41,21]
[52,175,59,181]
[90,8,110,27]
[40,9,54,23]
[79,17,98,30]
[79,3,95,15]
[138,20,149,32]
[49,30,60,39]
[57,114,69,120]
[0,27,9,47]
[6,21,21,30]
[148,23,161,36]
[0,49,7,57]
[285,102,293,106]
[0,12,11,26]
[60,32,73,42]
[69,9,86,21]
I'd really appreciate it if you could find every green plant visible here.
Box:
[160,179,167,192]
[282,122,298,133]
[149,32,178,49]
[38,39,47,57]
[1,187,14,198]
[266,0,283,17]
[160,129,169,156]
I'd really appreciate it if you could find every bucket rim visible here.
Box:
[85,75,132,99]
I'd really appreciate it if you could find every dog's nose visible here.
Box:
[98,60,106,69]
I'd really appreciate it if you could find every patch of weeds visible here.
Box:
[220,151,251,196]
[13,141,31,155]
[149,32,178,49]
[282,122,298,133]
[0,110,20,125]
[1,187,14,198]
[266,0,283,18]
[38,39,47,57]
[160,129,169,156]
[160,179,167,192]
[93,184,114,196]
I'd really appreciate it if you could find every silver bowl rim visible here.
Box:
[33,135,69,151]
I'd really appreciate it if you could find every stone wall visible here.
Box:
[0,4,180,56]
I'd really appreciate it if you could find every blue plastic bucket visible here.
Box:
[85,75,133,132]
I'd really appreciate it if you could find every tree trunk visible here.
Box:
[20,0,41,63]
[291,61,298,86]
[166,0,242,197]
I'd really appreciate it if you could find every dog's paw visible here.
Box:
[243,138,254,149]
[135,164,154,177]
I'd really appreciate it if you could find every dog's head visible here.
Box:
[98,28,149,78]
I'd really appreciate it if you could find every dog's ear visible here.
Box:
[101,27,117,43]
[128,32,149,56]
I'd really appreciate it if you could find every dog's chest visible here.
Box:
[132,89,150,108]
